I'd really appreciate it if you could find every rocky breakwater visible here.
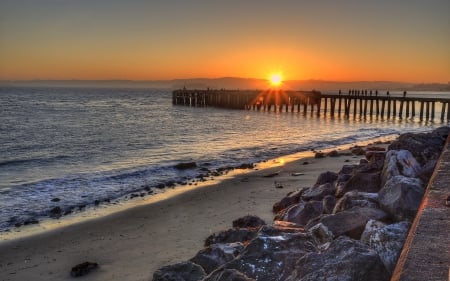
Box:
[152,127,450,281]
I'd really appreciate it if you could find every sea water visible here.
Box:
[0,87,448,232]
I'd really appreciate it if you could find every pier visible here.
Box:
[172,89,450,122]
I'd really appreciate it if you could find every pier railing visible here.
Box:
[172,89,450,122]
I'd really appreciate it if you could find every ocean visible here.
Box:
[0,87,449,233]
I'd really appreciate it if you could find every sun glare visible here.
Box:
[269,73,283,87]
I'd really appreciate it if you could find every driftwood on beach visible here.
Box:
[152,127,450,281]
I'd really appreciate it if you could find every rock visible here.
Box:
[174,162,198,170]
[203,269,256,281]
[366,151,386,163]
[367,221,411,274]
[272,189,305,213]
[152,261,206,281]
[302,183,336,201]
[381,150,422,186]
[417,159,437,182]
[336,171,381,197]
[351,147,366,156]
[367,146,386,152]
[205,228,258,247]
[326,150,339,157]
[49,206,62,218]
[338,164,355,175]
[322,195,336,214]
[308,223,333,245]
[191,243,244,274]
[388,127,449,164]
[314,152,325,158]
[369,221,411,274]
[70,261,99,277]
[222,229,317,281]
[232,215,266,228]
[286,236,390,281]
[272,220,304,230]
[333,191,379,213]
[360,219,387,244]
[307,206,388,239]
[315,171,338,186]
[277,201,323,227]
[378,175,425,221]
[235,163,254,169]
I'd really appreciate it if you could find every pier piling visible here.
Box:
[172,89,450,122]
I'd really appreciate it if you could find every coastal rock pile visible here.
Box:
[152,127,449,281]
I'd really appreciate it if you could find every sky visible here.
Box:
[0,0,449,83]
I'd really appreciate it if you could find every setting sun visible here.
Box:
[269,73,283,87]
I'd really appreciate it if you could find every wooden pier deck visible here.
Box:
[172,89,450,122]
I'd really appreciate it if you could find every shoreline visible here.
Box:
[0,136,394,281]
[0,134,397,242]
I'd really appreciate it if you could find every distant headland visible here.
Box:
[1,78,449,91]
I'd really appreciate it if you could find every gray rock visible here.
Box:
[277,201,323,227]
[388,127,449,164]
[417,159,437,183]
[286,236,390,281]
[272,189,305,213]
[302,183,336,201]
[205,228,258,247]
[222,228,317,281]
[381,150,422,186]
[333,191,379,214]
[152,261,206,281]
[338,164,355,175]
[308,223,333,245]
[367,221,411,274]
[322,195,336,214]
[307,206,388,239]
[315,171,338,186]
[232,215,266,228]
[360,219,387,244]
[336,171,381,197]
[203,269,256,281]
[378,175,425,221]
[191,243,244,274]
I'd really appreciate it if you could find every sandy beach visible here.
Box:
[0,146,372,281]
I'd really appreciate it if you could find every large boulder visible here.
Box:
[378,175,425,221]
[366,221,411,274]
[286,236,390,281]
[232,215,266,228]
[360,219,387,244]
[203,269,256,281]
[190,243,244,274]
[272,189,305,213]
[205,228,258,247]
[301,183,336,201]
[322,195,336,214]
[307,206,388,239]
[417,159,437,183]
[152,261,206,281]
[222,227,317,281]
[333,191,379,214]
[388,127,449,164]
[336,171,381,197]
[381,150,422,186]
[315,171,338,186]
[276,201,323,227]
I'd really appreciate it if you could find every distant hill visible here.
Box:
[1,78,449,92]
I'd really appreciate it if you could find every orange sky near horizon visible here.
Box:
[0,1,449,83]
